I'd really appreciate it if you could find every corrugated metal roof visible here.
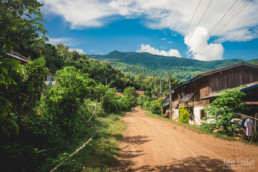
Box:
[136,90,144,95]
[6,51,29,63]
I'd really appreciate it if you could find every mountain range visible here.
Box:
[89,51,258,81]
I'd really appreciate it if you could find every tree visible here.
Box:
[0,0,46,135]
[0,0,46,56]
[134,73,144,90]
[150,99,163,115]
[40,67,91,139]
[203,86,247,135]
[0,58,47,135]
[123,86,137,107]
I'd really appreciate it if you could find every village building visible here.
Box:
[6,51,56,86]
[163,62,258,125]
[136,90,144,95]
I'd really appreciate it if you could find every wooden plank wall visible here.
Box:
[172,66,258,108]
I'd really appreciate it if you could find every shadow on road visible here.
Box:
[117,156,234,172]
[123,135,151,145]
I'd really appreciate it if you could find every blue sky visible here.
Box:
[40,0,258,61]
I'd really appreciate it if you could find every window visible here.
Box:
[200,109,207,120]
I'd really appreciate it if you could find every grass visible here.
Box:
[56,113,127,172]
[145,111,258,145]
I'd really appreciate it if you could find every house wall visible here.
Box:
[45,74,56,86]
[193,106,204,125]
[209,66,258,93]
[46,74,55,81]
[170,65,258,125]
[172,108,179,121]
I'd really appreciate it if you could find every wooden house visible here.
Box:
[6,51,56,86]
[163,62,258,125]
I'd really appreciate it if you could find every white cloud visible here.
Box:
[69,48,86,54]
[47,37,71,45]
[137,44,181,57]
[184,27,224,61]
[215,28,258,43]
[41,0,116,28]
[41,0,258,39]
[41,0,258,60]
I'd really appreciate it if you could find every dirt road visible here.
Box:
[117,108,258,172]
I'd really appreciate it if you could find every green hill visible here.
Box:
[89,51,255,80]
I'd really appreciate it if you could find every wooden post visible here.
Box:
[160,79,162,98]
[168,72,173,119]
[250,113,257,144]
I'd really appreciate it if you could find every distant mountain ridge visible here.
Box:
[89,51,256,80]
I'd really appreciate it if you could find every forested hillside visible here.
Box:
[249,59,258,65]
[89,51,248,80]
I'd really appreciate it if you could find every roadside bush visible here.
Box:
[143,101,150,110]
[118,96,132,111]
[137,94,150,107]
[150,99,163,115]
[39,66,91,144]
[203,86,247,135]
[102,89,120,114]
[179,107,191,124]
[123,86,137,107]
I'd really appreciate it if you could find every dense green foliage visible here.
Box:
[0,0,46,136]
[203,87,247,135]
[179,107,191,124]
[149,99,163,115]
[89,51,245,81]
[137,94,150,107]
[0,58,47,135]
[0,1,139,171]
[123,86,137,108]
[0,0,45,55]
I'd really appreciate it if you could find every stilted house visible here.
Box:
[163,62,258,125]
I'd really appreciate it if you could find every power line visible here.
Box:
[196,0,249,52]
[187,0,213,42]
[184,0,202,35]
[209,0,241,35]
[192,0,249,53]
[213,0,249,35]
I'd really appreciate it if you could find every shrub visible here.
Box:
[118,96,132,111]
[102,89,120,113]
[137,94,150,107]
[150,99,163,115]
[123,86,137,107]
[39,66,90,142]
[203,86,247,135]
[143,101,150,110]
[179,107,191,124]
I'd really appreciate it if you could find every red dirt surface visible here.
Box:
[116,108,258,172]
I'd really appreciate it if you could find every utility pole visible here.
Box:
[160,79,162,98]
[168,72,173,119]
